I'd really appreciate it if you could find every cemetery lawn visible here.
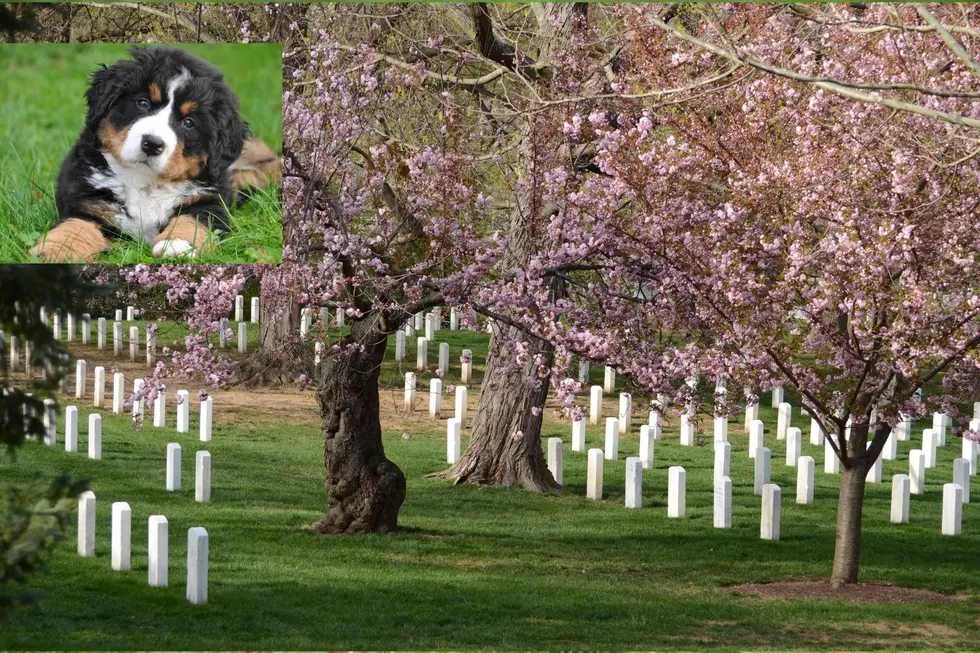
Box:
[2,332,980,649]
[0,43,283,263]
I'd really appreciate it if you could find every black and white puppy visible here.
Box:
[34,46,277,262]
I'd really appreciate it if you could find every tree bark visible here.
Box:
[434,323,560,493]
[310,315,406,534]
[830,422,871,587]
[236,275,307,386]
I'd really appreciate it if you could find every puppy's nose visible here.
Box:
[141,135,165,157]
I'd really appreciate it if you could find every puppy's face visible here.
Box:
[86,47,247,183]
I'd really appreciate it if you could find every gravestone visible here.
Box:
[866,444,882,483]
[771,386,784,408]
[761,484,781,541]
[578,360,590,383]
[112,372,124,414]
[604,367,616,393]
[449,308,459,331]
[625,457,642,508]
[97,318,107,350]
[404,373,416,409]
[933,412,948,447]
[890,474,910,524]
[176,390,190,433]
[416,337,428,370]
[809,413,823,446]
[148,515,169,587]
[196,451,212,503]
[749,419,764,458]
[797,456,815,504]
[52,313,61,340]
[572,418,586,453]
[447,418,461,464]
[548,438,563,486]
[714,441,730,483]
[93,366,105,408]
[88,414,101,460]
[825,435,840,474]
[187,527,209,604]
[238,323,247,353]
[619,393,632,434]
[336,308,345,328]
[786,427,802,466]
[680,413,695,446]
[166,443,181,491]
[429,379,442,417]
[250,297,260,324]
[126,306,135,321]
[65,406,78,453]
[395,331,406,361]
[604,417,619,460]
[942,484,963,536]
[952,458,970,504]
[113,321,123,356]
[425,314,435,341]
[460,349,473,385]
[667,466,686,518]
[909,449,926,494]
[77,491,96,557]
[744,402,759,431]
[589,386,603,425]
[639,424,655,469]
[714,416,728,443]
[438,342,449,375]
[776,402,791,440]
[714,476,732,529]
[882,427,898,461]
[235,295,244,322]
[146,327,156,367]
[81,314,91,344]
[130,326,139,361]
[964,418,978,475]
[754,447,771,496]
[455,386,468,425]
[200,396,213,442]
[43,399,57,446]
[111,502,132,571]
[586,449,603,500]
[923,428,937,468]
[66,314,75,342]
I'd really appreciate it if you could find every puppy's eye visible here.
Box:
[181,117,196,129]
[136,98,151,111]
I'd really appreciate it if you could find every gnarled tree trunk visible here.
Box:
[434,322,560,493]
[830,422,876,587]
[309,315,405,534]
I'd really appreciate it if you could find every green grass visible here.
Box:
[2,330,980,649]
[0,43,282,263]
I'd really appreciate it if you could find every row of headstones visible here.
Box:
[3,316,161,370]
[231,295,261,324]
[72,364,214,438]
[76,493,210,604]
[397,339,474,380]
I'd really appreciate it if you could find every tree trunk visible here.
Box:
[830,423,870,587]
[434,323,560,493]
[309,315,406,534]
[236,274,307,386]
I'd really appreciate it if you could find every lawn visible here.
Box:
[1,328,979,649]
[0,43,282,263]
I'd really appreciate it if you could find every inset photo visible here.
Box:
[0,43,282,263]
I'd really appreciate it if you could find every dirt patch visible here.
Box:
[731,579,958,603]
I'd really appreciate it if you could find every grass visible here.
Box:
[0,43,282,263]
[2,327,980,649]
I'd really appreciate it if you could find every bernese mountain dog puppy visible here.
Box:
[33,46,280,262]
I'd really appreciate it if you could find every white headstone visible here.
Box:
[446,418,461,464]
[52,313,61,340]
[882,427,898,461]
[126,306,135,321]
[649,409,662,432]
[112,372,124,414]
[923,428,937,468]
[797,456,815,504]
[234,295,244,322]
[438,342,449,376]
[603,367,616,393]
[680,413,695,446]
[166,443,181,491]
[113,321,123,356]
[146,328,156,367]
[589,386,602,425]
[771,386,784,408]
[786,427,802,466]
[93,366,105,408]
[196,451,212,503]
[625,457,642,508]
[43,399,56,446]
[604,417,619,460]
[572,418,586,453]
[75,360,86,399]
[403,373,416,410]
[129,326,139,361]
[148,515,169,587]
[866,444,882,483]
[88,414,101,460]
[454,386,468,426]
[77,490,96,557]
[964,418,978,475]
[942,483,963,535]
[754,447,771,496]
[952,458,970,504]
[9,335,18,369]
[808,414,823,446]
[395,330,406,361]
[176,390,190,433]
[639,424,655,470]
[250,297,260,324]
[933,412,947,447]
[761,484,781,541]
[449,308,459,331]
[909,449,926,495]
[714,441,731,483]
[219,317,229,349]
[200,396,213,441]
[238,322,247,353]
[335,307,345,328]
[97,317,107,350]
[618,393,632,434]
[825,435,841,474]
[81,314,91,344]
[578,360,590,383]
[890,474,910,524]
[65,406,78,453]
[460,349,473,385]
[749,419,764,459]
[111,502,132,571]
[713,415,728,443]
[744,402,759,431]
[299,308,311,340]
[429,379,442,417]
[896,415,911,441]
[548,438,564,486]
[668,466,686,518]
[187,527,209,604]
[714,476,732,529]
[586,449,604,500]
[416,337,428,370]
[776,402,791,441]
[153,387,166,427]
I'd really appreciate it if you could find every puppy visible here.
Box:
[33,46,279,262]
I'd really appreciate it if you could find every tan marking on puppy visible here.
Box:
[31,219,110,263]
[160,142,206,182]
[80,200,118,220]
[179,100,199,117]
[152,215,214,255]
[175,194,213,210]
[230,137,282,193]
[97,119,131,159]
[148,83,162,103]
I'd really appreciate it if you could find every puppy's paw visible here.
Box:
[152,239,197,258]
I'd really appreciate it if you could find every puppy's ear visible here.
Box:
[208,92,249,180]
[85,59,138,131]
